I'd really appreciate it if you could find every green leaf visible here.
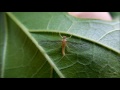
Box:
[0,12,120,78]
[0,13,55,78]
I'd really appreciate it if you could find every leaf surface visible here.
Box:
[0,12,120,78]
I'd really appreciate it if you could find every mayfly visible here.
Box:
[59,33,72,56]
[39,33,90,56]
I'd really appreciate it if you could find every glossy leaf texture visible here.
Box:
[0,12,120,78]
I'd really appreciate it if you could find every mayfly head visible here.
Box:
[62,36,66,39]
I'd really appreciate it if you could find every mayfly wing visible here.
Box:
[39,40,62,50]
[67,41,91,53]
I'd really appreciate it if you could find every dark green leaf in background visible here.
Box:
[0,12,120,78]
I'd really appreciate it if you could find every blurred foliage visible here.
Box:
[110,12,120,20]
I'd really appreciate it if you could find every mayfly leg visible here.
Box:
[59,32,63,38]
[66,34,72,40]
[59,32,72,39]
